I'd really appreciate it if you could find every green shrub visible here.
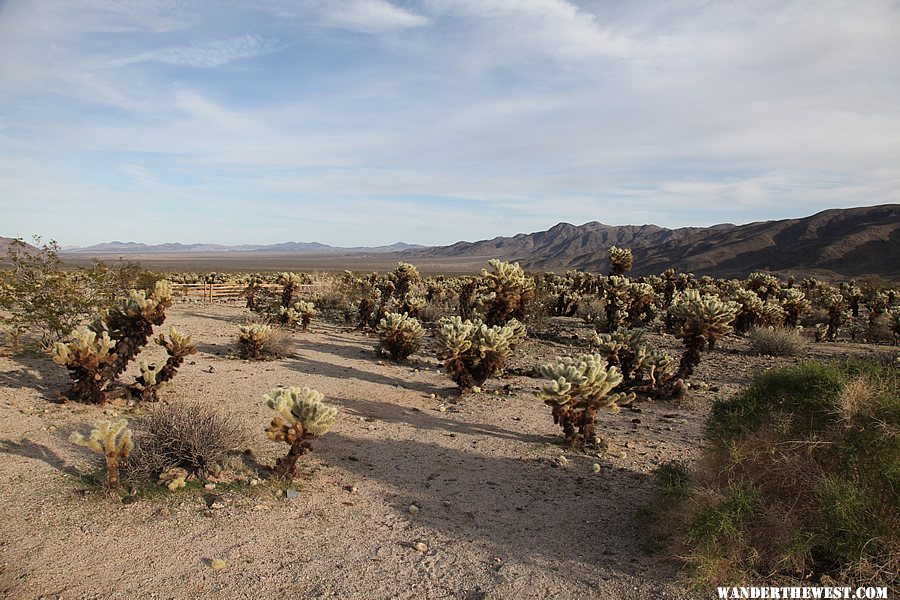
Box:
[653,360,898,587]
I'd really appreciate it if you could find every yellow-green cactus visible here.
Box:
[477,259,536,326]
[670,290,739,379]
[131,326,198,401]
[608,246,633,276]
[539,354,633,445]
[52,329,117,404]
[70,419,134,487]
[436,316,525,391]
[377,312,425,361]
[265,386,338,479]
[238,323,273,359]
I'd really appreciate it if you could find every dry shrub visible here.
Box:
[747,326,807,356]
[127,401,250,481]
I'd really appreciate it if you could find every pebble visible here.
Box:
[204,483,216,490]
[159,507,171,517]
[413,542,428,553]
[442,500,451,507]
[286,489,300,500]
[408,503,420,515]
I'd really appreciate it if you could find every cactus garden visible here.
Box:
[0,257,897,598]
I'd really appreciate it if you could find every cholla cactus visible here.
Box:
[603,276,631,330]
[477,259,535,326]
[238,323,273,359]
[279,300,316,331]
[669,290,739,379]
[539,354,633,445]
[389,262,422,304]
[435,316,525,391]
[745,272,781,301]
[265,386,338,479]
[277,272,310,308]
[732,288,765,334]
[591,329,678,396]
[890,307,900,341]
[70,419,134,488]
[130,326,198,401]
[608,246,633,277]
[823,291,848,341]
[780,288,811,328]
[377,312,425,361]
[52,329,117,404]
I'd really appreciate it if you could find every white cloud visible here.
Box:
[320,0,429,32]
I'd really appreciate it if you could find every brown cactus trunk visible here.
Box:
[272,439,307,479]
[105,453,121,488]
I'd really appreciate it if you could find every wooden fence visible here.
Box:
[173,282,329,304]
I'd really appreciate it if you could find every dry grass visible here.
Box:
[747,326,807,356]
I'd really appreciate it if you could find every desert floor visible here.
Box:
[0,303,892,599]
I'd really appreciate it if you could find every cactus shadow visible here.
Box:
[0,438,81,477]
[324,433,661,574]
[331,395,553,444]
[286,354,450,397]
[0,353,68,398]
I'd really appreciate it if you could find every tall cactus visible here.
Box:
[608,246,633,276]
[477,259,535,326]
[669,290,739,379]
[265,387,338,479]
[70,419,134,487]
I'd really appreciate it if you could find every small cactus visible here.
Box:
[130,326,198,401]
[238,323,273,359]
[70,419,134,488]
[265,386,338,479]
[52,329,117,404]
[377,312,425,361]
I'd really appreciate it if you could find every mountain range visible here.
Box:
[60,241,423,254]
[401,204,899,278]
[5,205,898,278]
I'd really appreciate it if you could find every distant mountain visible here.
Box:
[61,241,426,255]
[0,236,39,256]
[403,205,900,278]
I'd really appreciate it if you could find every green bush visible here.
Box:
[653,360,899,587]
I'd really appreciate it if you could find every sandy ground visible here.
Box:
[0,304,893,600]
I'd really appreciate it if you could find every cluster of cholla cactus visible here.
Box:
[70,419,134,487]
[669,290,739,379]
[52,281,177,403]
[591,328,681,396]
[130,326,197,401]
[539,354,634,446]
[435,316,526,391]
[376,312,425,361]
[608,246,634,276]
[237,323,273,359]
[477,259,536,326]
[278,300,317,331]
[265,386,338,479]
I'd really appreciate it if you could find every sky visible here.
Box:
[1,0,899,248]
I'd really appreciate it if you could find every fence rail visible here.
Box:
[173,282,329,304]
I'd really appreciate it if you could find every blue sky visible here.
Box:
[1,0,898,247]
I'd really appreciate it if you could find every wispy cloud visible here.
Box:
[111,34,280,68]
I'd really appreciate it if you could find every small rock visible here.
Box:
[249,479,260,487]
[345,485,359,493]
[408,503,420,515]
[286,489,300,500]
[207,366,216,373]
[442,500,451,507]
[430,393,436,399]
[159,507,171,517]
[438,406,447,413]
[47,425,57,432]
[211,558,226,571]
[204,483,216,490]
[413,542,428,553]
